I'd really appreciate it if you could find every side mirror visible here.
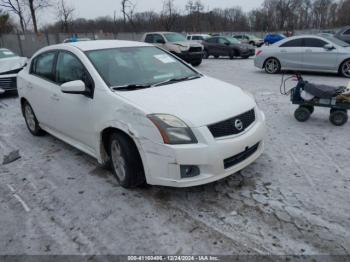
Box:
[156,39,165,44]
[324,44,335,50]
[61,80,87,95]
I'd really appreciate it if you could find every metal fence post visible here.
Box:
[16,33,24,57]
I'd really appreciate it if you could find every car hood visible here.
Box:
[117,76,256,127]
[0,57,27,74]
[171,41,203,48]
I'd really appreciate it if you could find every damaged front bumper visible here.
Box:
[0,73,18,93]
[142,109,266,187]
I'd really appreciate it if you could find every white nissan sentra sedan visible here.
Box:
[17,40,266,188]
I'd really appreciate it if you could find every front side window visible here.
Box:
[226,37,241,44]
[206,37,217,43]
[145,34,154,43]
[304,38,327,48]
[86,46,198,88]
[280,38,303,47]
[31,52,56,81]
[218,38,228,44]
[153,34,165,43]
[163,33,187,42]
[55,52,85,84]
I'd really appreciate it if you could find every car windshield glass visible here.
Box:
[226,37,240,44]
[323,36,350,47]
[0,49,17,59]
[164,33,187,42]
[86,46,199,88]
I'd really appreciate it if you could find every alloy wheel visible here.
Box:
[341,61,350,78]
[111,140,126,182]
[265,58,279,74]
[24,104,36,132]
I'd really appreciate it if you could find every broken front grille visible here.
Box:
[224,142,260,169]
[208,109,255,138]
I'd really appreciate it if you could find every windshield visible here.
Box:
[86,46,199,88]
[164,33,187,42]
[226,37,241,44]
[323,35,350,47]
[0,49,17,59]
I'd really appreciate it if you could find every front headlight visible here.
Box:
[148,114,197,145]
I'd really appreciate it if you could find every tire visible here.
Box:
[214,55,219,59]
[304,105,314,114]
[294,106,311,122]
[339,59,350,78]
[109,133,146,188]
[203,50,209,59]
[22,101,45,136]
[264,57,281,74]
[241,56,250,59]
[329,110,348,126]
[191,59,202,67]
[249,41,255,46]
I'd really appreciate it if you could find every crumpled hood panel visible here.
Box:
[0,57,27,74]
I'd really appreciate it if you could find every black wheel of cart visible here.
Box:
[294,106,311,122]
[329,109,348,126]
[305,105,314,114]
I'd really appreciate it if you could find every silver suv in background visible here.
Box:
[187,34,211,44]
[142,32,203,66]
[233,34,264,47]
[335,27,350,44]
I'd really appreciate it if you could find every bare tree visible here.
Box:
[27,0,50,33]
[57,0,74,33]
[0,0,26,32]
[120,0,135,30]
[160,0,178,31]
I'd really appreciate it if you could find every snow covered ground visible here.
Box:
[1,58,350,255]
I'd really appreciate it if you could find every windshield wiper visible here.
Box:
[112,84,151,91]
[153,75,201,87]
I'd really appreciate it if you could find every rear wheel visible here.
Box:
[264,58,281,74]
[294,106,311,122]
[22,101,45,136]
[339,59,350,78]
[109,133,145,188]
[329,109,348,126]
[214,55,219,59]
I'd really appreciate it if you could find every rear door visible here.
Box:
[26,51,59,129]
[217,37,231,56]
[278,38,303,70]
[205,37,219,55]
[301,37,338,71]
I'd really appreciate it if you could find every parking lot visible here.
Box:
[1,57,350,255]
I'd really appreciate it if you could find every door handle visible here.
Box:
[50,94,60,101]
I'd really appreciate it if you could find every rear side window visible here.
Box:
[280,39,303,47]
[343,29,350,35]
[304,38,327,47]
[145,34,154,43]
[206,38,217,43]
[31,52,56,81]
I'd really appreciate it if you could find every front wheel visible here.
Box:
[203,50,209,59]
[339,59,350,78]
[264,58,281,74]
[23,101,45,136]
[191,60,202,67]
[109,133,146,188]
[294,106,311,122]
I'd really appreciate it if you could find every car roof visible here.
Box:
[45,40,152,52]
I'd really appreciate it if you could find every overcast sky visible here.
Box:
[40,0,264,25]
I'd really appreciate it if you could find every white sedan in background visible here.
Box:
[0,48,27,94]
[254,35,350,77]
[17,40,266,188]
